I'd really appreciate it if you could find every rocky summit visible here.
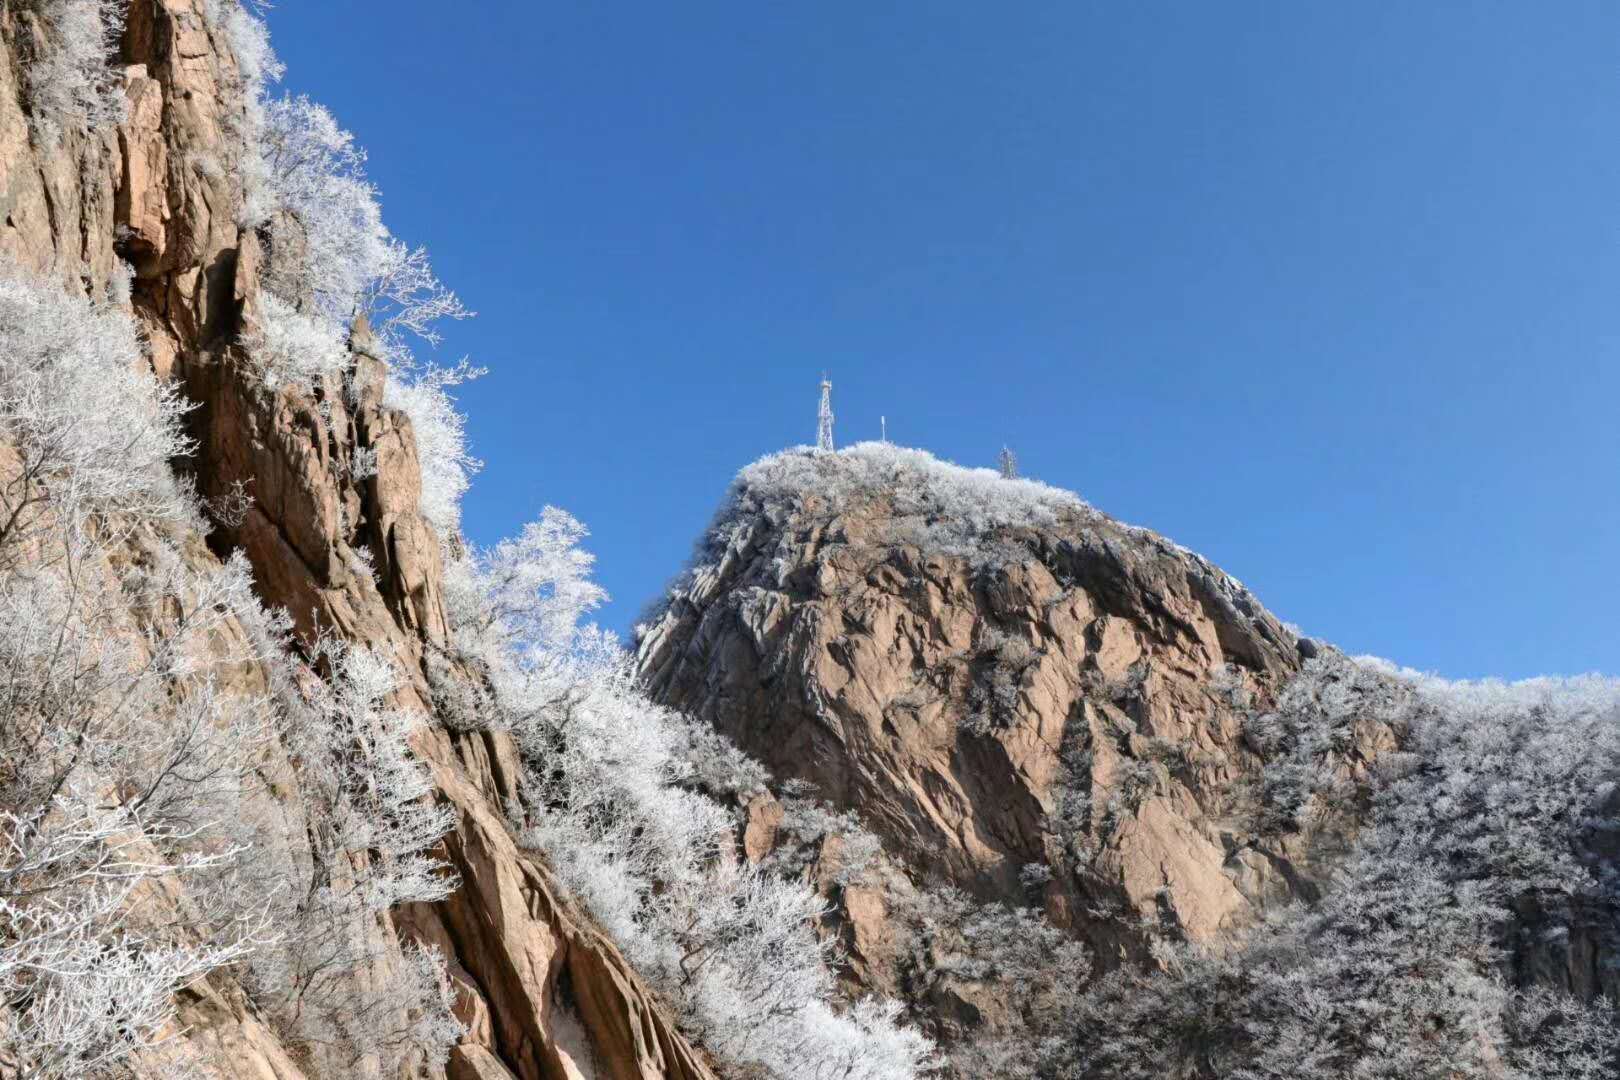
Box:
[639,444,1620,1076]
[639,443,1336,946]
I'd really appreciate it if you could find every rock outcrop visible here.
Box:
[633,446,1418,1080]
[0,4,713,1077]
[638,446,1385,967]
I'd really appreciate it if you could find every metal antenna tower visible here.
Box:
[999,445,1019,479]
[816,374,835,452]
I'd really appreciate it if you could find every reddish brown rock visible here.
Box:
[741,793,785,863]
[636,457,1365,967]
[0,4,719,1077]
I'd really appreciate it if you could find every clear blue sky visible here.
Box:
[265,2,1618,680]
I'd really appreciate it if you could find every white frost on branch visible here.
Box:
[382,360,484,534]
[0,272,283,1073]
[0,265,460,1074]
[240,291,349,390]
[0,269,195,545]
[22,0,127,144]
[439,508,936,1079]
[211,29,479,533]
[250,95,471,373]
[1056,653,1620,1080]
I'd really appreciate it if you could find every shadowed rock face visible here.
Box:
[637,448,1383,965]
[0,4,712,1076]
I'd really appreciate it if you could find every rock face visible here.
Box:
[638,447,1386,971]
[0,4,712,1077]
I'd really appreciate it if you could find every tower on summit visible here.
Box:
[816,375,835,452]
[999,445,1019,479]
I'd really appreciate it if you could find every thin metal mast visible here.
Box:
[999,445,1018,479]
[817,374,835,452]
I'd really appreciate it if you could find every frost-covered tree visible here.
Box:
[0,265,461,1076]
[256,95,386,326]
[204,0,283,228]
[0,555,275,1077]
[698,443,1092,570]
[894,886,1090,1078]
[20,0,127,143]
[240,291,351,389]
[1242,651,1417,833]
[297,638,455,912]
[215,45,480,533]
[0,271,194,557]
[762,782,883,886]
[382,359,484,534]
[252,93,470,372]
[0,271,275,1077]
[1050,653,1620,1080]
[439,508,936,1079]
[244,635,460,1072]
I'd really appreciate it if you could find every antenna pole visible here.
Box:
[817,375,835,452]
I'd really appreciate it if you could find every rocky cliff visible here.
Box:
[638,445,1376,956]
[638,443,1619,1075]
[0,4,714,1078]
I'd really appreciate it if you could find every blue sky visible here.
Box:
[265,2,1618,679]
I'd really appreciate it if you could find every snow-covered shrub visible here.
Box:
[894,885,1091,1078]
[395,942,466,1073]
[297,639,454,911]
[1053,661,1620,1079]
[104,258,132,305]
[764,782,884,886]
[205,0,280,94]
[202,477,254,528]
[20,0,127,143]
[441,508,936,1079]
[0,270,194,551]
[1060,847,1618,1080]
[382,360,483,534]
[240,291,350,390]
[347,445,379,482]
[673,720,771,801]
[251,95,469,369]
[962,627,1042,735]
[244,635,460,1071]
[716,442,1089,559]
[1244,648,1416,832]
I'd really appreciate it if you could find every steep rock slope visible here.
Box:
[0,3,713,1077]
[638,444,1379,959]
[637,445,1620,1077]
